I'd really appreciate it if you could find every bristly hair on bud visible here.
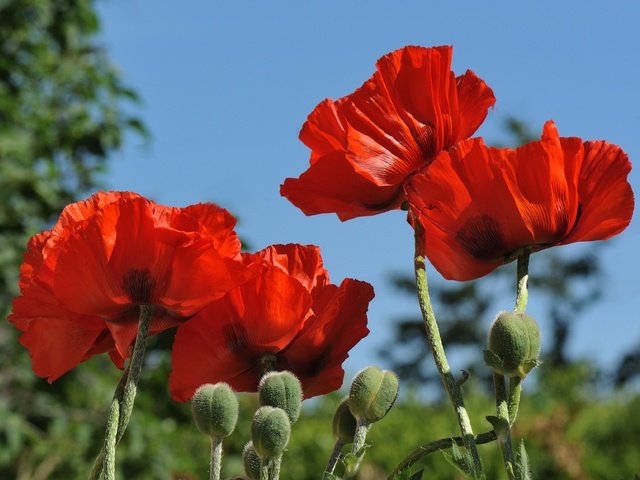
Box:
[484,311,541,378]
[251,406,291,459]
[332,396,358,443]
[348,366,399,423]
[258,370,303,423]
[191,383,239,438]
[242,442,262,480]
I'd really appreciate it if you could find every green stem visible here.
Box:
[508,377,523,426]
[260,458,270,480]
[509,252,529,428]
[388,430,498,479]
[351,419,371,455]
[89,305,153,480]
[89,366,131,480]
[116,304,153,443]
[324,439,345,475]
[269,455,282,480]
[493,373,516,480]
[101,398,120,480]
[210,436,223,480]
[514,252,530,314]
[413,235,483,476]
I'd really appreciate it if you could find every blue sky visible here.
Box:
[97,1,639,382]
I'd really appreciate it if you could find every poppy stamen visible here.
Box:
[122,269,156,304]
[223,323,249,353]
[455,215,507,261]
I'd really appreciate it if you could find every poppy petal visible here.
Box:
[281,151,404,220]
[283,45,495,220]
[16,313,106,382]
[454,69,497,140]
[255,244,329,292]
[563,140,634,243]
[281,279,373,398]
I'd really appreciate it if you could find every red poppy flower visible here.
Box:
[169,244,375,400]
[280,45,496,220]
[9,191,255,381]
[405,121,634,281]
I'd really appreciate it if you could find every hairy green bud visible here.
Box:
[332,396,357,443]
[485,311,541,378]
[191,383,239,438]
[258,371,303,423]
[348,366,399,423]
[251,406,291,459]
[242,442,262,480]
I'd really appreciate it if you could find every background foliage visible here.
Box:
[0,1,638,479]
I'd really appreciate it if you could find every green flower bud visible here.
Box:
[242,442,262,480]
[332,396,357,443]
[348,366,399,423]
[485,311,541,378]
[191,383,239,438]
[251,406,291,459]
[258,371,303,423]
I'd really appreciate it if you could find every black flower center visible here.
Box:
[455,215,507,261]
[223,323,249,353]
[122,269,156,304]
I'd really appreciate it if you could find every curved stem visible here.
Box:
[324,439,345,475]
[89,305,153,479]
[388,430,497,479]
[413,224,483,476]
[116,304,153,442]
[493,373,516,480]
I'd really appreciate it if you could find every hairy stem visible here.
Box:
[508,376,523,426]
[514,252,530,314]
[493,373,516,480]
[351,419,371,455]
[210,436,223,480]
[89,305,153,479]
[116,305,153,442]
[101,398,120,480]
[413,223,483,476]
[324,439,345,475]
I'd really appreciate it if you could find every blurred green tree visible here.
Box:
[0,1,145,478]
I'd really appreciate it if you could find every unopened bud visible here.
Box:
[242,442,262,480]
[332,396,357,443]
[191,383,239,437]
[348,366,399,423]
[258,371,303,423]
[485,311,541,378]
[251,406,291,459]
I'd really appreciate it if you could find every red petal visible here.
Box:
[255,244,329,293]
[454,69,496,140]
[169,267,312,401]
[281,151,404,220]
[563,140,634,243]
[19,319,107,382]
[281,279,374,398]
